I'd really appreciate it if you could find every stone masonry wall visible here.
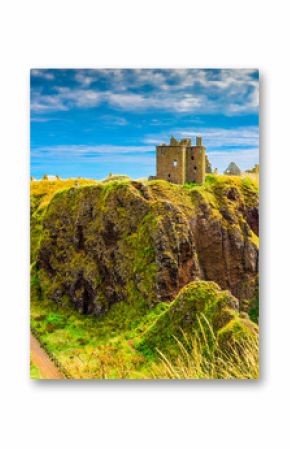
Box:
[186,145,206,184]
[155,137,206,185]
[156,145,186,184]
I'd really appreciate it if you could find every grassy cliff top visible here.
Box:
[31,174,258,214]
[30,178,98,211]
[30,174,259,379]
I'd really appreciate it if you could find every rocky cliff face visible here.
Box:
[34,176,259,316]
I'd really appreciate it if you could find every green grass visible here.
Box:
[149,329,259,379]
[137,281,258,358]
[30,175,259,379]
[31,293,259,379]
[31,280,259,379]
[30,293,168,379]
[30,359,43,379]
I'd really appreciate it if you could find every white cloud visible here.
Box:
[100,115,128,126]
[31,143,258,175]
[31,88,103,112]
[207,148,259,172]
[31,69,259,115]
[31,116,60,123]
[31,145,154,159]
[31,89,204,114]
[31,69,55,80]
[131,69,258,95]
[74,72,96,86]
[31,92,68,112]
[143,126,259,148]
[179,126,259,147]
[105,91,204,112]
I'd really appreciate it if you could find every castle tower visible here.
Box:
[155,136,206,184]
[156,137,188,184]
[185,136,206,184]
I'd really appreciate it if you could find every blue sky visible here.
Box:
[30,69,259,179]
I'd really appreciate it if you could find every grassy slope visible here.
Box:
[30,175,259,379]
[30,359,43,379]
[31,295,169,379]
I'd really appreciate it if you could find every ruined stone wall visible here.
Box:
[155,137,206,184]
[156,145,186,184]
[185,145,206,184]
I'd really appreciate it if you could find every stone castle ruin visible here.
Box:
[151,136,206,185]
[224,161,241,176]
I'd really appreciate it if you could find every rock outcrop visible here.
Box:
[33,176,259,316]
[139,280,258,354]
[205,155,212,173]
[224,162,241,176]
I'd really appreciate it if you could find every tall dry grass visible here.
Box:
[149,318,259,380]
[241,171,259,188]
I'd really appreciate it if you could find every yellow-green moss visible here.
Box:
[30,176,259,378]
[138,281,240,356]
[217,317,258,349]
[30,359,43,379]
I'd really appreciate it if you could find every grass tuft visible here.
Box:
[149,317,259,379]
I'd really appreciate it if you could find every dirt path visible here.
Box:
[30,333,64,379]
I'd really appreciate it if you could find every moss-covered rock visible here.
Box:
[217,316,258,349]
[30,179,97,262]
[36,181,157,315]
[138,281,237,352]
[31,176,259,317]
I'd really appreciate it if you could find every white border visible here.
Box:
[1,1,289,447]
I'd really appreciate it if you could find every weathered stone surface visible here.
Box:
[205,155,212,174]
[224,162,241,176]
[139,280,259,356]
[35,176,259,316]
[140,280,251,353]
[156,136,206,184]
